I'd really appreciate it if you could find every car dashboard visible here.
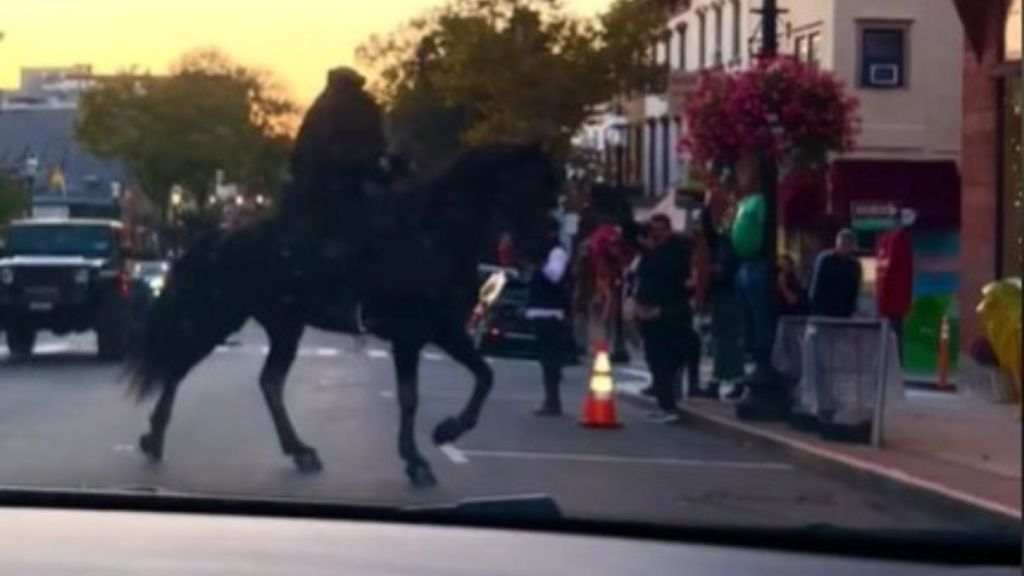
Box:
[0,506,1017,576]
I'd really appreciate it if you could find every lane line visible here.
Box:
[313,347,340,357]
[366,349,390,360]
[439,444,470,464]
[458,449,792,471]
[423,351,444,362]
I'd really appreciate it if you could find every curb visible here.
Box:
[614,376,1022,528]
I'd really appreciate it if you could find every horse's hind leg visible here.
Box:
[392,336,435,487]
[430,324,494,446]
[139,379,180,462]
[258,318,322,473]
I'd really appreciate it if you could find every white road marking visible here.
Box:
[1,342,79,356]
[366,349,390,360]
[458,449,792,471]
[380,390,395,399]
[314,347,340,357]
[114,444,136,453]
[423,351,444,362]
[439,444,469,464]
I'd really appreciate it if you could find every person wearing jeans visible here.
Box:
[526,219,571,416]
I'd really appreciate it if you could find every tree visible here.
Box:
[0,172,29,225]
[75,48,297,222]
[357,0,665,168]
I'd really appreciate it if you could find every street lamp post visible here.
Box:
[605,112,631,364]
[737,0,787,419]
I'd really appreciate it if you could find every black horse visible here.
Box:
[126,143,559,486]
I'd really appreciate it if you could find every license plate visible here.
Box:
[29,301,54,311]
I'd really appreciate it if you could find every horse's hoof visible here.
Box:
[406,463,438,488]
[294,450,323,474]
[432,417,466,445]
[138,433,162,462]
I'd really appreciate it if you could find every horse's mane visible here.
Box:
[397,142,548,207]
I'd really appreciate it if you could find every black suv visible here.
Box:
[0,219,144,361]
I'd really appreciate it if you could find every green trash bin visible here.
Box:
[903,294,960,376]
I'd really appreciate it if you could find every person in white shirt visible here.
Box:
[525,219,571,416]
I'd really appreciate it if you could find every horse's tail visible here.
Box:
[124,231,249,401]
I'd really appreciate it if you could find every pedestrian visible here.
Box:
[777,253,809,317]
[525,218,571,416]
[634,214,695,423]
[808,229,863,318]
[875,209,916,364]
[700,198,745,400]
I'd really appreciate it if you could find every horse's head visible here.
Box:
[470,143,561,261]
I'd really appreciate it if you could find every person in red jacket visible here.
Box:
[875,209,916,363]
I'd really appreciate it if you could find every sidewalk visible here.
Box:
[616,363,1022,522]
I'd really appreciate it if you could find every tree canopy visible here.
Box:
[0,172,29,225]
[357,0,666,167]
[75,48,298,222]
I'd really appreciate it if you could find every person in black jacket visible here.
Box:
[526,219,571,416]
[634,214,693,423]
[808,229,862,318]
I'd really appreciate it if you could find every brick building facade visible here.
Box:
[953,0,1021,346]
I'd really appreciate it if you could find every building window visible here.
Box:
[713,4,724,66]
[731,0,742,62]
[698,11,707,68]
[807,31,821,67]
[677,24,688,71]
[859,26,907,89]
[1006,0,1022,61]
[662,117,672,189]
[648,119,657,195]
[795,35,807,63]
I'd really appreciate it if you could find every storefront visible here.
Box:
[953,0,1022,347]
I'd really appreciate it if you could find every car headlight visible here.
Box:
[148,277,165,295]
[74,268,90,284]
[0,268,13,285]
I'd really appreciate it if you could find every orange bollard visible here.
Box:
[937,313,952,390]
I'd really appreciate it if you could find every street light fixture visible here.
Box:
[604,108,631,365]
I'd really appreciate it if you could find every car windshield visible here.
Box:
[3,224,115,258]
[0,0,1020,560]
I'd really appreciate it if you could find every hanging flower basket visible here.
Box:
[682,57,860,184]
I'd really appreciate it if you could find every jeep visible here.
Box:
[0,218,146,361]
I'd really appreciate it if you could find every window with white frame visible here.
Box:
[677,23,688,71]
[698,10,707,68]
[713,4,723,66]
[859,24,908,89]
[730,0,742,62]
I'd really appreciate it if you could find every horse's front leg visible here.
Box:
[392,336,436,487]
[431,324,494,446]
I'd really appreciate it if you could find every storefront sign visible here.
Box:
[851,201,900,231]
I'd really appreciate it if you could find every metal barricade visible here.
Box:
[772,316,903,447]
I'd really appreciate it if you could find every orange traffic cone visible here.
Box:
[580,343,621,429]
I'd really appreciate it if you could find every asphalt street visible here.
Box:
[0,324,984,531]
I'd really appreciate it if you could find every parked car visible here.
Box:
[475,264,578,362]
[0,218,148,361]
[132,260,170,299]
[476,265,536,357]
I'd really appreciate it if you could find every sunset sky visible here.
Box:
[1,0,612,105]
